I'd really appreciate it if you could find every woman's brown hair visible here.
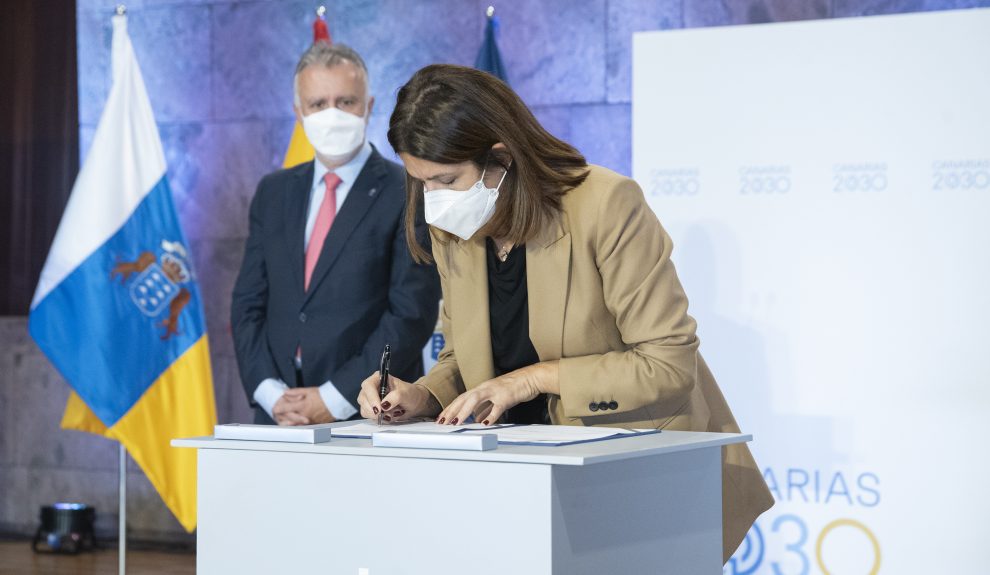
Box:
[388,64,589,263]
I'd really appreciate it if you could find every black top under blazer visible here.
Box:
[230,146,441,416]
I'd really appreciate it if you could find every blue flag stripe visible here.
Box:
[29,176,207,427]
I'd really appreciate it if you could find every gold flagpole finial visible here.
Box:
[486,5,495,18]
[317,5,326,17]
[115,4,127,15]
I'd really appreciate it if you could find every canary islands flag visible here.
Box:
[28,13,216,532]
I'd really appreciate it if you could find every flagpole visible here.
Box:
[119,442,127,575]
[108,0,129,566]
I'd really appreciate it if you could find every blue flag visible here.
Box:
[475,11,509,83]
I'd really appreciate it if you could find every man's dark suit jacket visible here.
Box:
[231,146,440,423]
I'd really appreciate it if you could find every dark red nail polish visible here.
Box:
[451,418,459,425]
[383,415,391,422]
[381,401,391,410]
[483,420,490,425]
[438,417,445,424]
[394,410,405,417]
[373,407,379,415]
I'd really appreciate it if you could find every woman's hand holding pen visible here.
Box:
[437,361,560,426]
[357,374,441,423]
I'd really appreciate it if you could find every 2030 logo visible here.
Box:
[725,516,881,575]
[648,168,700,196]
[725,468,881,575]
[832,163,887,193]
[739,166,791,195]
[932,160,990,191]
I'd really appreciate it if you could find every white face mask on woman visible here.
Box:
[301,106,367,161]
[423,166,508,241]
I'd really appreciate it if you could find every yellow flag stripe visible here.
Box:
[283,120,315,168]
[107,336,216,532]
[61,390,110,435]
[62,337,216,532]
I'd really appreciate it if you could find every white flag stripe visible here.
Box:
[31,15,166,308]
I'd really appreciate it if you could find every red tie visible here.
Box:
[304,172,341,291]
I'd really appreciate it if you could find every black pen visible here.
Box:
[377,344,390,425]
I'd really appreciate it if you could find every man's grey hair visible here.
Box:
[293,42,371,107]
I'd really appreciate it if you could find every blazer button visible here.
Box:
[597,401,609,412]
[588,402,599,412]
[299,312,307,323]
[608,401,618,410]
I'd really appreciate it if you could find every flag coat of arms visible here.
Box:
[28,13,216,532]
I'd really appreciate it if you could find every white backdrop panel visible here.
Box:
[633,9,990,574]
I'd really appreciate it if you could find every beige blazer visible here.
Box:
[419,165,774,562]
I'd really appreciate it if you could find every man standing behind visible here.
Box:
[231,43,440,425]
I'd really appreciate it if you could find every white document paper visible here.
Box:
[330,420,495,438]
[461,425,648,445]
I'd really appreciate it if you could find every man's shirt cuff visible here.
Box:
[318,381,358,420]
[253,378,288,420]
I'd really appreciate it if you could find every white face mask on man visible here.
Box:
[423,165,508,241]
[301,106,367,162]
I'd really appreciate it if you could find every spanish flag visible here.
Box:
[28,12,216,532]
[282,7,333,168]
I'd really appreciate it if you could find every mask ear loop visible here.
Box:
[479,152,511,190]
[493,165,509,191]
[480,154,511,190]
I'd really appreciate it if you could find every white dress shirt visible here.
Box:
[254,140,373,421]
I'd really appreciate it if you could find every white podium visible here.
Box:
[173,426,750,575]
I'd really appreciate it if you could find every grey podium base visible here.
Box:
[175,428,748,575]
